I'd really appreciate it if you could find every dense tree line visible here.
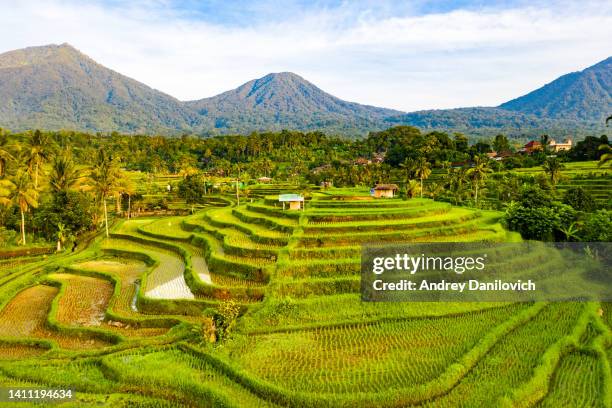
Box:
[0,125,609,247]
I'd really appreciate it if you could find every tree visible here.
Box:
[49,152,84,194]
[542,157,564,186]
[598,144,611,168]
[399,158,415,184]
[232,163,245,206]
[404,180,420,199]
[454,133,469,153]
[0,130,15,178]
[114,171,135,215]
[518,185,553,208]
[493,134,511,153]
[5,170,39,245]
[24,130,53,189]
[466,156,492,207]
[260,157,274,177]
[540,134,550,153]
[413,157,432,198]
[177,173,207,210]
[446,167,469,205]
[89,149,121,238]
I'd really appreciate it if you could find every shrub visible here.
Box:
[580,210,612,241]
[517,185,552,208]
[214,299,241,341]
[562,187,597,212]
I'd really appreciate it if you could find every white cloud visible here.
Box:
[0,0,610,111]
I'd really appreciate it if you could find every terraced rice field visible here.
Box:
[0,285,110,350]
[102,237,194,300]
[0,188,608,407]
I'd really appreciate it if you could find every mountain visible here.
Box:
[186,72,401,135]
[499,57,612,122]
[383,107,601,138]
[0,43,203,134]
[0,43,609,137]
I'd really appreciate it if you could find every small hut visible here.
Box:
[279,194,304,210]
[373,184,398,198]
[257,176,272,183]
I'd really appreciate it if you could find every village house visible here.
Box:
[520,141,542,154]
[547,138,572,152]
[372,184,399,198]
[279,193,304,210]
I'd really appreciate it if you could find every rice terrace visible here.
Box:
[0,137,611,406]
[0,2,612,406]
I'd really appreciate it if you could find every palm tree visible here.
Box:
[598,144,611,168]
[445,167,466,205]
[405,180,420,198]
[232,163,243,206]
[24,130,53,189]
[413,157,432,198]
[0,130,15,178]
[4,170,39,245]
[399,158,415,182]
[49,152,84,193]
[542,157,564,186]
[427,182,445,200]
[89,149,121,238]
[115,171,136,217]
[0,179,13,207]
[466,156,492,207]
[261,157,273,178]
[540,134,550,153]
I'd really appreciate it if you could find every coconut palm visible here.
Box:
[0,130,15,178]
[232,163,244,206]
[115,171,136,217]
[466,156,493,207]
[413,157,432,198]
[89,149,121,237]
[427,181,445,200]
[399,158,415,182]
[49,152,85,193]
[4,170,39,245]
[261,157,273,178]
[24,130,53,189]
[0,179,13,207]
[542,157,564,186]
[446,167,469,205]
[540,134,550,153]
[405,180,420,199]
[598,144,611,168]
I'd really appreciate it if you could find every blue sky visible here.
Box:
[0,0,610,111]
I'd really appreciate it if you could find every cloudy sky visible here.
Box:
[1,0,611,111]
